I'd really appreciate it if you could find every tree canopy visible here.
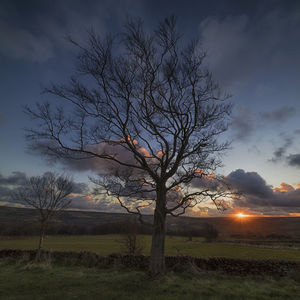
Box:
[26,16,232,274]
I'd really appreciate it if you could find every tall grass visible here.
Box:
[1,258,300,300]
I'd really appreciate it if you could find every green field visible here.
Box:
[1,235,300,261]
[1,259,300,300]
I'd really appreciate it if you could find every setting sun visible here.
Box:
[236,213,249,218]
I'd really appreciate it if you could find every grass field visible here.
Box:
[1,259,300,300]
[1,235,300,261]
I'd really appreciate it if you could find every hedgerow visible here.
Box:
[0,249,299,277]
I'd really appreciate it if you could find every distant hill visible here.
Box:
[1,206,300,238]
[0,206,137,227]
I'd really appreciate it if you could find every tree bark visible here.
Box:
[36,222,45,261]
[149,187,166,276]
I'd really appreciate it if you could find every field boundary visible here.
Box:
[1,248,300,277]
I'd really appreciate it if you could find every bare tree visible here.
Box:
[25,16,233,274]
[119,219,144,256]
[15,172,73,260]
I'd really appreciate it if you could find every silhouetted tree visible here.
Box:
[25,17,232,274]
[15,172,73,260]
[119,220,144,256]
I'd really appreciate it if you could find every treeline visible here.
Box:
[0,220,218,241]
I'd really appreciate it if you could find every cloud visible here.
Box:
[226,169,273,199]
[287,154,300,167]
[0,169,152,214]
[28,139,184,208]
[33,137,300,214]
[0,1,104,62]
[0,171,93,209]
[0,172,28,204]
[261,106,296,124]
[295,129,300,135]
[230,106,297,144]
[0,172,27,185]
[0,0,135,62]
[191,168,300,213]
[230,107,255,141]
[71,182,89,194]
[0,20,54,62]
[69,192,154,213]
[199,9,300,89]
[1,168,300,216]
[191,172,223,191]
[68,194,120,212]
[226,169,300,209]
[269,135,293,163]
[199,14,250,88]
[35,139,162,179]
[273,182,295,193]
[52,141,149,176]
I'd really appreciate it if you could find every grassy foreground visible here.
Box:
[1,235,300,260]
[1,259,300,300]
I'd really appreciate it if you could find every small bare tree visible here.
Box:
[119,220,144,256]
[25,16,233,274]
[15,172,73,260]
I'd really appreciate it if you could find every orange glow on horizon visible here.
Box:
[236,212,249,218]
[289,213,300,217]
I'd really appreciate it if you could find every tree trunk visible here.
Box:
[36,222,45,261]
[149,187,166,276]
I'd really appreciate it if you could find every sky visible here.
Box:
[0,0,300,217]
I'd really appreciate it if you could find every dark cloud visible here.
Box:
[0,171,91,208]
[243,188,300,208]
[1,169,300,216]
[0,20,54,62]
[57,142,138,174]
[199,9,300,89]
[269,135,293,163]
[191,168,300,211]
[190,173,224,192]
[69,193,154,214]
[0,0,136,62]
[0,171,27,185]
[69,194,117,211]
[27,136,300,213]
[0,171,113,212]
[287,154,300,167]
[71,182,89,194]
[230,106,296,144]
[230,107,254,141]
[261,106,296,124]
[226,169,273,199]
[226,169,300,209]
[0,170,152,214]
[34,140,160,178]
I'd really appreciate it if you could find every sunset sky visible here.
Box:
[1,0,300,216]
